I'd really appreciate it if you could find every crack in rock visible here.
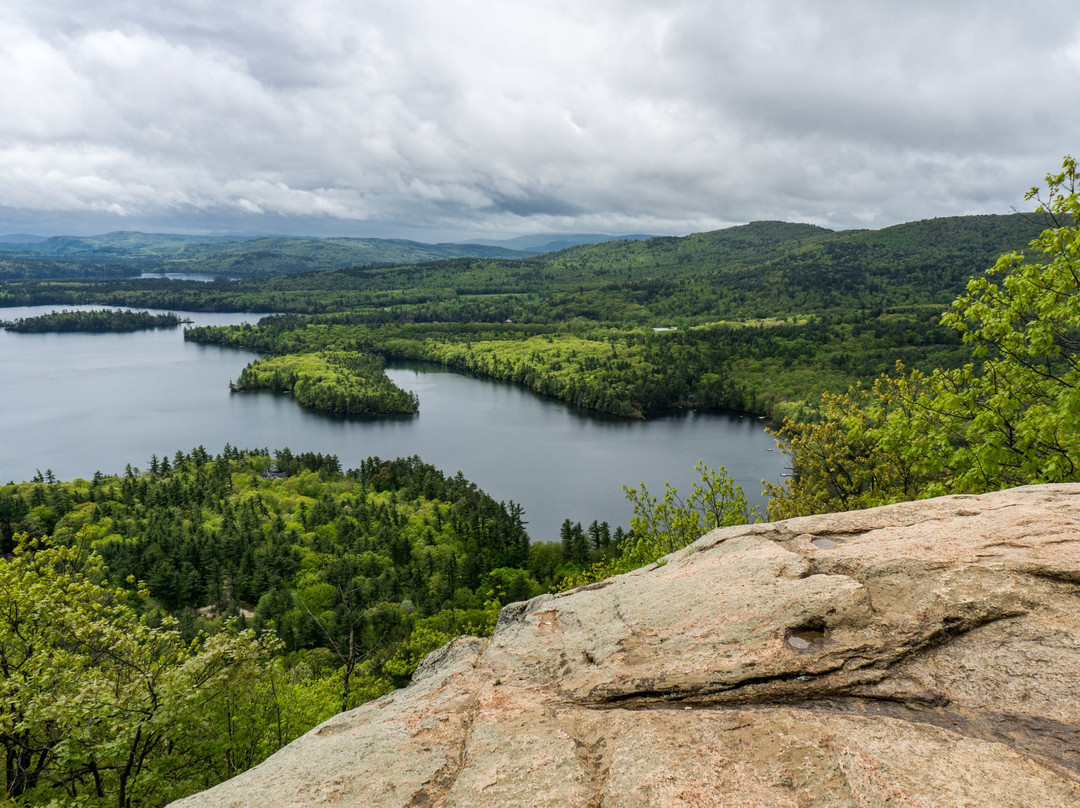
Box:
[169,485,1080,808]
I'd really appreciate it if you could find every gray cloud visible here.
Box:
[1,1,1077,240]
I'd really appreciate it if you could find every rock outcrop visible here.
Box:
[174,484,1080,807]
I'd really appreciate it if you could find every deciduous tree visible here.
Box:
[622,461,757,564]
[768,156,1080,517]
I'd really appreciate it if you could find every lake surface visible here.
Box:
[138,272,236,282]
[0,305,789,542]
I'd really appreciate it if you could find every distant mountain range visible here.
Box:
[222,214,1046,324]
[0,231,661,279]
[0,234,48,244]
[462,233,656,253]
[0,215,1044,283]
[0,233,523,279]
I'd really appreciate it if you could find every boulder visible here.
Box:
[173,484,1080,807]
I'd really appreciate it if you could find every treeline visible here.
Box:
[768,158,1080,518]
[1,449,529,630]
[0,278,333,315]
[1,448,607,804]
[0,448,626,675]
[2,308,184,332]
[0,231,528,278]
[0,214,1044,321]
[234,350,419,415]
[0,213,1044,423]
[189,307,965,420]
[0,434,719,805]
[0,255,140,280]
[380,313,966,420]
[0,447,636,674]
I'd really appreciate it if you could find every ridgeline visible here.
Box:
[0,213,1045,420]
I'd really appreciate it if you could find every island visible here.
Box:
[232,349,420,415]
[1,308,187,332]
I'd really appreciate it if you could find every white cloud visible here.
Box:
[0,1,1078,239]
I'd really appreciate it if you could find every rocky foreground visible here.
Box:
[174,484,1080,807]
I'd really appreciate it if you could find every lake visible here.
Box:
[0,305,789,542]
[138,272,237,282]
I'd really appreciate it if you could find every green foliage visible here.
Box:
[0,215,1039,296]
[0,257,139,281]
[386,332,659,418]
[0,448,530,693]
[380,603,500,683]
[557,463,755,590]
[0,213,1040,322]
[762,375,926,517]
[0,450,768,804]
[1,212,1041,421]
[235,351,419,415]
[0,232,529,279]
[0,449,551,804]
[1,308,183,333]
[768,157,1080,517]
[622,461,757,564]
[0,533,331,807]
[189,306,965,420]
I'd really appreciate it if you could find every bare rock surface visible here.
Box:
[173,484,1080,807]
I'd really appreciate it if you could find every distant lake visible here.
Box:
[0,305,788,542]
[138,272,235,282]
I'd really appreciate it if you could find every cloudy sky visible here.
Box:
[2,1,1078,241]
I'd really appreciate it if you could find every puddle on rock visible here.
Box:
[810,537,839,549]
[786,626,828,650]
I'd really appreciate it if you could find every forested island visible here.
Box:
[2,158,1080,806]
[2,308,185,332]
[232,350,420,415]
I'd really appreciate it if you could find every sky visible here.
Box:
[2,1,1078,242]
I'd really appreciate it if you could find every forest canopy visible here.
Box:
[767,156,1080,517]
[0,448,562,805]
[1,308,184,332]
[2,162,1079,806]
[233,350,419,416]
[0,212,1044,422]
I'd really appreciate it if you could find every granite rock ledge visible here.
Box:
[173,484,1080,807]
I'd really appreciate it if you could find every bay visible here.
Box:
[0,305,788,542]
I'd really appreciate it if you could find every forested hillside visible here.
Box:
[0,448,609,804]
[0,213,1044,420]
[0,449,531,637]
[0,231,529,277]
[2,158,1079,807]
[0,255,140,280]
[0,213,1040,296]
